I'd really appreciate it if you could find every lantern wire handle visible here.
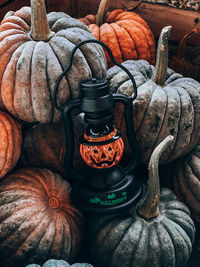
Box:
[53,39,138,111]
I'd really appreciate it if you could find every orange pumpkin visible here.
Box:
[79,0,156,67]
[0,167,84,266]
[0,110,21,178]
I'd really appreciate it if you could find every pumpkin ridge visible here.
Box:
[117,20,152,63]
[100,23,123,65]
[160,218,190,265]
[177,161,200,215]
[49,34,91,99]
[2,42,27,118]
[110,23,126,62]
[0,205,45,249]
[163,210,195,243]
[14,41,36,121]
[42,221,56,260]
[60,27,105,77]
[5,112,20,170]
[173,161,187,203]
[24,218,52,264]
[156,222,176,266]
[136,86,167,154]
[189,154,200,177]
[0,30,27,42]
[0,22,28,33]
[6,170,48,193]
[146,223,160,266]
[150,86,169,152]
[126,221,148,267]
[110,23,137,62]
[47,38,71,99]
[7,210,50,265]
[31,42,52,122]
[166,86,190,160]
[184,158,200,202]
[31,221,55,262]
[134,82,156,136]
[0,117,11,176]
[176,82,200,153]
[1,16,29,32]
[117,19,155,63]
[109,220,143,267]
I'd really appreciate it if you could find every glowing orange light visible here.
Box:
[80,134,124,169]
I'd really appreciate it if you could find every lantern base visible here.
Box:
[72,174,143,213]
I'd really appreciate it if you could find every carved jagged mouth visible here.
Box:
[90,152,117,167]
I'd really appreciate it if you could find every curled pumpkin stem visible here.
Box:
[151,26,172,86]
[176,28,199,59]
[31,0,55,41]
[138,135,174,219]
[96,0,110,26]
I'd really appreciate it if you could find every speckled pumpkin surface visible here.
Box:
[0,168,84,267]
[0,110,22,178]
[86,136,196,267]
[0,0,107,123]
[108,26,200,164]
[26,259,94,267]
[161,142,200,223]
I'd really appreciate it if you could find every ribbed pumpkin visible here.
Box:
[0,168,84,267]
[0,0,107,123]
[26,259,93,267]
[108,26,200,165]
[79,0,155,67]
[169,28,200,82]
[0,110,22,178]
[20,116,84,177]
[86,136,195,267]
[160,142,200,223]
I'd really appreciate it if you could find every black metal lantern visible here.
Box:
[53,39,143,213]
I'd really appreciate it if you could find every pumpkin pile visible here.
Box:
[0,0,199,266]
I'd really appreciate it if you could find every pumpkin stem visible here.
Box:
[176,28,199,59]
[96,0,110,26]
[151,26,172,86]
[30,0,55,41]
[138,135,174,219]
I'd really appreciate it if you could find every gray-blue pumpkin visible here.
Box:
[26,259,93,267]
[108,26,200,165]
[86,136,195,267]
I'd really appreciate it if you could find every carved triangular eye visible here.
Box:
[108,146,112,151]
[94,148,98,153]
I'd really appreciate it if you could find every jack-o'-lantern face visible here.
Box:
[80,138,124,169]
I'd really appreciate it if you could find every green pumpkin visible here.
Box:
[86,136,195,267]
[26,259,93,267]
[108,26,200,165]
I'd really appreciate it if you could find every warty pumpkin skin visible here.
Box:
[26,259,93,266]
[0,0,107,123]
[0,168,84,267]
[79,0,155,67]
[108,26,200,165]
[86,136,195,267]
[0,110,22,178]
[161,142,200,223]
